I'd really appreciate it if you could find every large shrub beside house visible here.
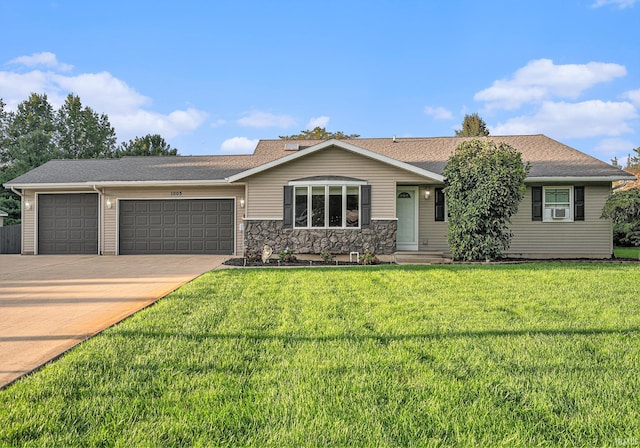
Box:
[602,187,640,247]
[444,139,529,261]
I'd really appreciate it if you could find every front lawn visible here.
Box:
[1,263,639,446]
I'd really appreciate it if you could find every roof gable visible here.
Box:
[227,139,445,182]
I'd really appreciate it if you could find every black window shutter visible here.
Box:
[283,186,293,229]
[434,188,445,222]
[361,185,371,228]
[531,186,543,221]
[574,186,585,221]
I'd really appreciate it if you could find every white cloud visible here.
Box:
[220,137,259,154]
[623,88,640,106]
[306,116,330,129]
[0,70,58,109]
[237,110,296,128]
[591,0,637,8]
[592,138,637,161]
[50,72,150,114]
[424,106,453,120]
[210,118,227,128]
[8,51,73,72]
[491,100,638,138]
[0,53,208,141]
[110,108,208,140]
[475,59,627,110]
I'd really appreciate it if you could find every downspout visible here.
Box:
[92,185,103,255]
[10,186,23,198]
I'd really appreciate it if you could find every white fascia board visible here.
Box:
[525,175,636,183]
[93,180,229,187]
[5,179,230,189]
[227,139,445,183]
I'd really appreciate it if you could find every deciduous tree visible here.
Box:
[602,188,640,248]
[55,94,117,159]
[279,127,360,140]
[116,134,178,157]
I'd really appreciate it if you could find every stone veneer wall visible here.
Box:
[244,220,397,255]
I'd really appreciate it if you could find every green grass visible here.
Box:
[1,263,639,447]
[614,246,640,259]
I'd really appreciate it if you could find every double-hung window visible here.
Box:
[532,186,584,222]
[544,187,572,221]
[293,184,361,228]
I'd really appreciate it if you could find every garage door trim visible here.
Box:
[116,197,237,255]
[36,191,100,255]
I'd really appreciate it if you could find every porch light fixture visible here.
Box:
[240,198,245,208]
[106,198,113,209]
[424,189,431,200]
[24,200,31,210]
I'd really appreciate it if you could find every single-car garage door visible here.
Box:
[38,193,98,254]
[119,199,234,255]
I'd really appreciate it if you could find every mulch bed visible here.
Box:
[223,258,388,267]
[223,257,639,267]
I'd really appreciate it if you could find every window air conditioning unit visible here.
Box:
[551,208,568,219]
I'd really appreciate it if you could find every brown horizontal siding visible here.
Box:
[245,147,431,220]
[102,186,245,255]
[22,191,36,254]
[417,184,613,257]
[507,184,612,257]
[418,186,448,252]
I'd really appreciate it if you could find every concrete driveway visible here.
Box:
[0,255,227,389]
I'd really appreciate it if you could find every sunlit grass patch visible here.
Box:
[1,263,639,446]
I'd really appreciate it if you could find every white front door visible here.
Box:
[396,187,418,251]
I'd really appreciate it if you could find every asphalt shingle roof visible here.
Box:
[5,134,634,186]
[254,134,633,179]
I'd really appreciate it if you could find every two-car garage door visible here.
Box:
[119,199,234,255]
[37,195,234,255]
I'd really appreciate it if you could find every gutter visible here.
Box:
[5,179,230,189]
[525,175,637,182]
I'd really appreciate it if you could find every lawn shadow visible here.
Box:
[111,326,640,343]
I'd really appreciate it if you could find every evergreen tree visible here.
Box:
[454,113,490,137]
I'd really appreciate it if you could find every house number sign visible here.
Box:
[170,191,183,196]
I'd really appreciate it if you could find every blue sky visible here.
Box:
[1,0,639,163]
